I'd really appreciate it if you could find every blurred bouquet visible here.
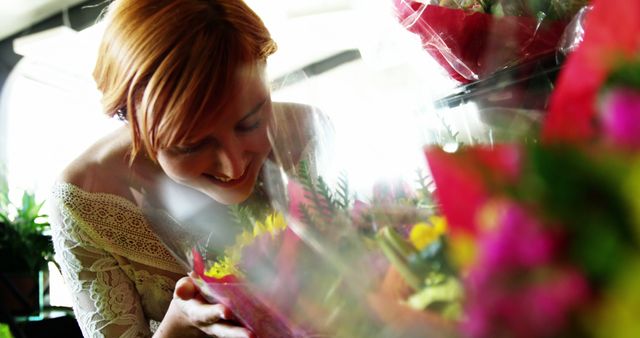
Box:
[267,159,461,337]
[420,0,640,337]
[143,162,407,338]
[392,0,589,82]
[142,179,309,337]
[264,0,640,337]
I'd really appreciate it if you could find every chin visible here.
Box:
[208,190,252,205]
[201,180,256,205]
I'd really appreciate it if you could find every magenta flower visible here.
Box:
[462,202,590,338]
[600,87,640,149]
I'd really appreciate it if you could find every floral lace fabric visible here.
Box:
[50,182,185,338]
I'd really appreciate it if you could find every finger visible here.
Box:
[174,276,197,300]
[186,303,233,327]
[202,321,255,338]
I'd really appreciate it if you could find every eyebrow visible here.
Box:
[239,98,268,122]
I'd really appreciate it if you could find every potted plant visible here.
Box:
[0,173,54,318]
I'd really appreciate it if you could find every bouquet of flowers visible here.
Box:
[263,159,460,337]
[392,0,590,82]
[144,159,426,337]
[142,176,310,337]
[420,1,640,336]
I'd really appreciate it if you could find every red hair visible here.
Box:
[93,0,277,162]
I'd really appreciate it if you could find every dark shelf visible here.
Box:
[434,51,565,111]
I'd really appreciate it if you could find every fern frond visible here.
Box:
[316,176,337,213]
[296,160,334,223]
[228,204,254,230]
[299,203,322,232]
[336,173,351,210]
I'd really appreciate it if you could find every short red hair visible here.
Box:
[93,0,277,162]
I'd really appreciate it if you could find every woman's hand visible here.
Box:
[154,276,254,338]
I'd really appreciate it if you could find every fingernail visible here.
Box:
[221,307,231,320]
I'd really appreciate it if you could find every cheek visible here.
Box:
[245,126,272,154]
[157,154,206,181]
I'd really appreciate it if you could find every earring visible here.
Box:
[116,107,128,123]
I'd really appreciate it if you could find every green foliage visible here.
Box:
[491,0,589,19]
[0,323,14,338]
[229,204,255,231]
[514,144,636,285]
[605,58,640,90]
[0,173,53,275]
[440,0,588,19]
[296,160,351,233]
[414,168,436,209]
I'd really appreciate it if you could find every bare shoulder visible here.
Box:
[270,102,334,168]
[58,127,132,197]
[271,102,331,137]
[272,102,329,121]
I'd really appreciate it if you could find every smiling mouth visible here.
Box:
[205,166,250,186]
[213,175,233,183]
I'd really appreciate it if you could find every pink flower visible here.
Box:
[287,180,307,222]
[600,87,640,149]
[350,199,370,224]
[462,202,590,338]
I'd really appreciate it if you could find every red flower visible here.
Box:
[393,2,569,82]
[424,145,521,236]
[543,0,640,143]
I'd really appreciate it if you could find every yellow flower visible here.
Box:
[252,220,266,237]
[206,211,288,279]
[409,216,448,251]
[205,256,239,279]
[449,232,477,270]
[266,212,287,233]
[476,200,503,234]
[591,257,640,338]
[252,212,287,238]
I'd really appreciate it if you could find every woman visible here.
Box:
[50,0,323,337]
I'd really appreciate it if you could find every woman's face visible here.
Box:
[156,65,272,205]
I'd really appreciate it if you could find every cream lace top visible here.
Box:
[50,182,186,338]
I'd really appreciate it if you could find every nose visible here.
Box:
[215,139,246,179]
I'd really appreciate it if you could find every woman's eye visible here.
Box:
[174,143,202,154]
[236,119,261,132]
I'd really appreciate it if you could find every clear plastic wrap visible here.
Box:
[256,80,508,337]
[131,1,638,337]
[137,37,556,338]
[139,93,448,337]
[392,0,590,83]
[557,4,592,55]
[142,181,306,337]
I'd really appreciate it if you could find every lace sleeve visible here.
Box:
[50,187,152,338]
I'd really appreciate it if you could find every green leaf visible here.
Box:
[335,173,351,210]
[0,173,53,273]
